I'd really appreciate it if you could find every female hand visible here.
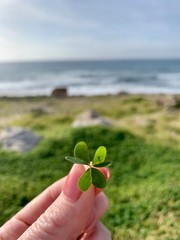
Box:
[0,164,111,240]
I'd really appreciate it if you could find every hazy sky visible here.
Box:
[0,0,180,61]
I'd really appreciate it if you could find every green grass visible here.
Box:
[0,127,179,239]
[0,95,180,239]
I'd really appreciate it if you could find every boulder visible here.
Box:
[72,110,112,128]
[117,91,129,96]
[0,127,42,152]
[30,107,48,117]
[156,95,180,111]
[51,88,67,98]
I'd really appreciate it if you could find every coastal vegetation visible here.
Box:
[0,94,179,239]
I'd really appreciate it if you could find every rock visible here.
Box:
[51,88,67,98]
[72,110,112,128]
[0,127,42,152]
[30,107,48,117]
[117,91,129,96]
[156,95,180,111]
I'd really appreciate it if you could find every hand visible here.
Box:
[0,164,111,240]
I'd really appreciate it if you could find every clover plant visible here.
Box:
[65,141,112,191]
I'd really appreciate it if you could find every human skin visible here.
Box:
[0,164,111,240]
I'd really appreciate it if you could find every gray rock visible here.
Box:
[30,107,48,117]
[51,88,67,98]
[0,127,42,152]
[72,110,112,128]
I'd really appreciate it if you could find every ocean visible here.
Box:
[0,59,180,97]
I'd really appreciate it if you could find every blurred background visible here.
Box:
[0,1,180,239]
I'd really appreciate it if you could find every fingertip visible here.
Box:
[63,164,84,202]
[103,167,111,180]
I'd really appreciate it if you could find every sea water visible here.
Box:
[0,59,180,96]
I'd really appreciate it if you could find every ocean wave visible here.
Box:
[157,72,180,87]
[1,60,180,96]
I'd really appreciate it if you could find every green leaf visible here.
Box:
[74,141,90,163]
[93,161,112,167]
[78,168,92,191]
[91,168,106,189]
[92,146,107,165]
[65,156,89,165]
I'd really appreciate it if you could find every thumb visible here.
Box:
[19,164,95,240]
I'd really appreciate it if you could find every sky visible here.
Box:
[0,0,180,61]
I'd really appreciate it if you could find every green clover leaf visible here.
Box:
[65,156,88,165]
[78,168,92,191]
[65,141,112,192]
[74,141,90,163]
[92,146,107,165]
[91,167,106,189]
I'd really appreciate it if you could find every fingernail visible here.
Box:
[76,232,87,240]
[101,167,110,180]
[63,164,83,202]
[106,167,111,180]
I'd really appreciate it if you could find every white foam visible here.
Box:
[1,62,180,96]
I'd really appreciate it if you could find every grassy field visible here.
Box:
[0,95,180,239]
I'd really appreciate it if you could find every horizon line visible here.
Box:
[0,57,180,64]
